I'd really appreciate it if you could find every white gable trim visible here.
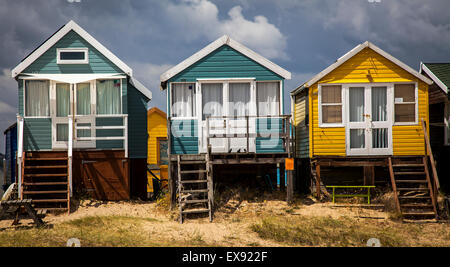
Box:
[160,35,291,82]
[129,77,152,100]
[302,41,432,88]
[11,20,132,77]
[420,62,448,94]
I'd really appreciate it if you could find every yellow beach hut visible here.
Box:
[291,41,439,219]
[147,107,168,198]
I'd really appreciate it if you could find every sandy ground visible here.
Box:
[0,196,394,246]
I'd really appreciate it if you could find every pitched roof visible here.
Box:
[160,35,291,83]
[11,20,152,100]
[420,63,450,94]
[291,41,433,96]
[147,107,166,118]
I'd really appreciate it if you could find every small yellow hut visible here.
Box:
[147,107,168,197]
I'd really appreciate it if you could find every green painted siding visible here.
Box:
[169,45,283,82]
[23,118,52,151]
[127,82,149,158]
[170,119,198,154]
[18,80,24,116]
[96,117,124,149]
[256,118,285,153]
[23,30,123,74]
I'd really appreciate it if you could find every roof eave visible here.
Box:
[420,62,448,94]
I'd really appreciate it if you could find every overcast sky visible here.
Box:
[1,0,450,153]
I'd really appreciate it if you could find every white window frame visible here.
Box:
[95,78,123,117]
[445,100,450,146]
[22,78,51,119]
[255,80,283,117]
[393,82,418,126]
[318,84,345,127]
[57,48,89,64]
[169,82,197,120]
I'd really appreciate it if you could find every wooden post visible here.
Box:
[363,166,375,186]
[388,157,401,214]
[421,119,440,191]
[167,118,175,209]
[315,164,321,200]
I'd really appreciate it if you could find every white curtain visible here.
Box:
[372,87,387,122]
[77,83,91,115]
[25,80,49,116]
[257,82,280,116]
[372,128,388,148]
[96,79,121,115]
[57,124,68,142]
[350,129,365,149]
[349,87,364,122]
[56,83,70,117]
[172,83,195,117]
[202,83,223,120]
[229,83,250,117]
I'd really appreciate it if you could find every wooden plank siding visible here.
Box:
[127,82,148,158]
[23,118,52,151]
[307,47,429,157]
[170,120,198,154]
[294,91,309,158]
[147,110,167,165]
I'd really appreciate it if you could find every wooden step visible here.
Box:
[45,207,68,211]
[23,190,68,194]
[392,164,424,167]
[401,204,433,208]
[24,173,67,177]
[180,170,206,174]
[25,165,67,169]
[181,189,209,193]
[181,180,207,184]
[23,182,68,186]
[31,199,68,203]
[182,208,210,214]
[397,188,429,191]
[181,199,209,204]
[398,196,430,199]
[402,212,436,217]
[394,171,425,175]
[26,158,68,161]
[180,161,206,164]
[395,180,427,183]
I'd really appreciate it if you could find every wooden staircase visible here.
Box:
[177,153,213,223]
[21,152,70,212]
[388,156,438,219]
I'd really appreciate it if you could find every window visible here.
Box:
[202,83,223,120]
[394,84,416,123]
[57,48,88,64]
[320,85,342,124]
[445,101,450,145]
[257,82,280,116]
[96,79,121,115]
[56,83,71,117]
[25,80,49,117]
[229,83,250,117]
[76,83,91,115]
[157,138,169,166]
[171,83,195,117]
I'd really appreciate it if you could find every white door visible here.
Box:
[74,82,96,148]
[346,85,392,156]
[51,82,72,149]
[201,83,227,153]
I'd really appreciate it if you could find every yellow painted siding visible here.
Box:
[147,110,168,193]
[307,47,429,157]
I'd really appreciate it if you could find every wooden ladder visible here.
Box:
[21,152,70,213]
[177,153,213,223]
[388,156,438,219]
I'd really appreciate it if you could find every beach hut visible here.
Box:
[11,20,152,211]
[291,41,439,219]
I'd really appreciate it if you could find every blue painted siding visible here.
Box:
[256,118,285,153]
[169,45,283,82]
[170,119,198,154]
[96,117,124,149]
[23,30,123,74]
[127,82,149,158]
[23,118,52,151]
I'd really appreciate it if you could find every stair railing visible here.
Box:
[421,119,440,207]
[16,115,24,199]
[68,117,73,198]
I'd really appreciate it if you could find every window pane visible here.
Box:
[350,129,365,149]
[60,51,85,60]
[372,87,387,121]
[372,128,388,148]
[322,105,342,123]
[159,139,169,165]
[57,124,68,141]
[77,83,91,115]
[171,83,195,117]
[322,85,342,104]
[25,80,49,116]
[97,80,121,115]
[229,83,250,117]
[202,83,223,120]
[56,83,70,117]
[349,87,364,122]
[257,82,280,116]
[395,104,415,122]
[395,84,415,103]
[77,123,91,139]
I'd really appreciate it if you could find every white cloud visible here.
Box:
[166,0,288,60]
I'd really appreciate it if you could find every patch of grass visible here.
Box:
[251,216,405,247]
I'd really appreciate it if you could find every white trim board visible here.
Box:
[160,35,291,83]
[12,20,132,77]
[292,41,433,96]
[420,62,448,94]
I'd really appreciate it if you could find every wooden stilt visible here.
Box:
[315,164,321,200]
